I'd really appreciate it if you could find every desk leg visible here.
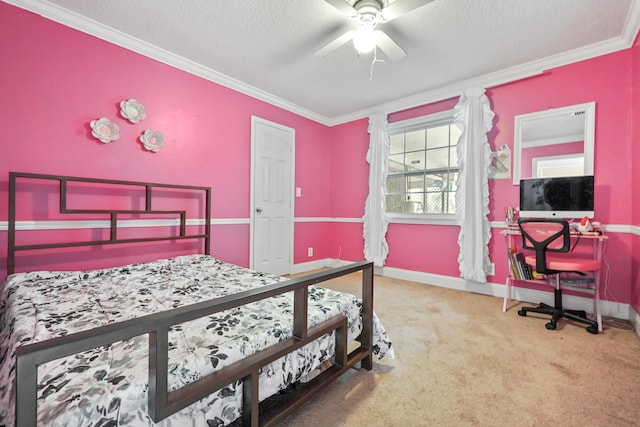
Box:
[503,233,514,312]
[594,238,604,333]
[594,284,602,333]
[503,276,511,312]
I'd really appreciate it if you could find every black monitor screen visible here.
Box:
[519,175,594,219]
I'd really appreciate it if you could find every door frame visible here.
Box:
[249,115,295,273]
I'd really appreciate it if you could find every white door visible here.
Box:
[251,117,294,275]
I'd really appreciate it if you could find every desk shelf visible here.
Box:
[508,278,549,285]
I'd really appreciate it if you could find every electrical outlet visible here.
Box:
[307,247,313,257]
[488,262,495,276]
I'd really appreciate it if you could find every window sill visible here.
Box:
[386,214,457,226]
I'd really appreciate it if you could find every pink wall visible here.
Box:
[0,3,335,276]
[294,117,371,264]
[326,119,370,261]
[388,98,459,122]
[631,32,640,314]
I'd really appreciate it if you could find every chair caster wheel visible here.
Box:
[517,309,526,317]
[545,321,556,330]
[586,325,599,334]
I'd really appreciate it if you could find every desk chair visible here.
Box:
[517,219,600,334]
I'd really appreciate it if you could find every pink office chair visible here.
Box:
[517,218,600,334]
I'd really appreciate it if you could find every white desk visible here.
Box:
[502,228,607,332]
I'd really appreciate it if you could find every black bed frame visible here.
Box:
[7,172,374,427]
[8,171,212,275]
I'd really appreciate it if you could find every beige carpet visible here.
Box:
[277,272,640,426]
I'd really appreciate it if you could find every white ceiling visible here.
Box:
[7,0,640,125]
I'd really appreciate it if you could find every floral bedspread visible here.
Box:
[0,255,393,426]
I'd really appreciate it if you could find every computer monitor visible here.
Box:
[519,175,594,219]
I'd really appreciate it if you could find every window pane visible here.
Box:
[447,171,459,191]
[426,172,447,189]
[426,125,450,149]
[405,151,426,171]
[449,145,457,165]
[426,147,450,169]
[389,134,404,154]
[386,194,404,213]
[405,193,424,213]
[405,130,426,152]
[389,154,404,173]
[406,174,425,193]
[450,124,462,143]
[446,191,456,214]
[386,175,404,193]
[425,191,445,213]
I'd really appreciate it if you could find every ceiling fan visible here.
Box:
[315,0,434,61]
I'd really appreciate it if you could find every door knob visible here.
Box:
[256,207,263,214]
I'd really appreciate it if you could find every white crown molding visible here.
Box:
[4,0,639,127]
[623,0,640,44]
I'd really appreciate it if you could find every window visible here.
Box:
[386,111,462,216]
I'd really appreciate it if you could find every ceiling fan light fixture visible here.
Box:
[318,0,425,61]
[353,24,376,53]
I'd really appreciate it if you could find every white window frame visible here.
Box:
[386,109,458,225]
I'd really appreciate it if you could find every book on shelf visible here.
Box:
[507,247,536,280]
[514,252,532,279]
[507,247,519,279]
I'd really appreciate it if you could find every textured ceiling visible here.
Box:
[7,0,640,125]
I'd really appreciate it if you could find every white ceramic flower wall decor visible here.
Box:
[120,98,146,123]
[90,117,120,143]
[139,129,165,152]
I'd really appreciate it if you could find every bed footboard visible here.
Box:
[15,261,374,427]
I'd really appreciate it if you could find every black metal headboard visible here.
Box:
[7,172,211,275]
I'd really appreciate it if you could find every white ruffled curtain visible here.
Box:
[454,88,495,283]
[363,113,390,267]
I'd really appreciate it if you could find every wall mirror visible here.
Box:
[512,101,595,185]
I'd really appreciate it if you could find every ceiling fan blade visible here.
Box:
[375,30,406,61]
[324,0,358,17]
[379,0,434,22]
[315,31,355,57]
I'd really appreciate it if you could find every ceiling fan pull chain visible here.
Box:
[369,47,385,81]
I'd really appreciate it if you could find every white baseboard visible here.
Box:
[290,259,327,274]
[631,306,640,339]
[293,259,637,336]
[290,258,353,274]
[382,265,630,321]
